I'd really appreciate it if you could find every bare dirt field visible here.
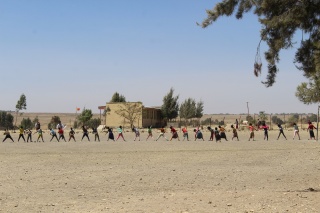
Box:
[1,129,320,213]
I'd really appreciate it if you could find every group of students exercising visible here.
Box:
[2,120,318,142]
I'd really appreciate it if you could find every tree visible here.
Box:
[103,106,111,116]
[15,94,27,127]
[258,111,268,122]
[87,118,101,129]
[246,115,253,123]
[179,98,196,122]
[0,111,14,129]
[295,80,320,104]
[110,92,126,102]
[77,109,93,126]
[199,0,320,97]
[47,116,61,129]
[195,100,204,119]
[287,113,299,125]
[115,102,143,128]
[271,115,284,125]
[21,117,33,129]
[161,88,179,121]
[306,113,317,122]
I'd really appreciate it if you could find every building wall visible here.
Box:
[105,102,143,128]
[142,108,163,128]
[105,103,163,128]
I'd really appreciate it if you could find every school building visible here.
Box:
[104,102,165,128]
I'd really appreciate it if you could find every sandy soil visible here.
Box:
[1,129,320,213]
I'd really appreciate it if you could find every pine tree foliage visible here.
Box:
[161,88,179,121]
[195,100,204,119]
[180,98,196,120]
[110,92,126,102]
[199,0,320,88]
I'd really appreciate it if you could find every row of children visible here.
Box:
[3,121,318,143]
[2,125,100,143]
[245,121,317,141]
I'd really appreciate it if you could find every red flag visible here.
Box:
[76,107,80,111]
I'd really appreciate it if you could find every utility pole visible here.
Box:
[246,102,249,117]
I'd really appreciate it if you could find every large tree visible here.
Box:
[195,100,204,119]
[15,94,27,127]
[47,116,61,129]
[179,98,196,121]
[199,0,320,98]
[161,88,179,122]
[0,111,14,129]
[115,102,142,128]
[77,108,93,126]
[295,80,320,104]
[180,98,204,125]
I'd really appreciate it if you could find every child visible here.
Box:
[182,126,189,141]
[207,126,215,141]
[25,128,32,142]
[292,123,300,140]
[92,127,100,142]
[277,123,287,140]
[248,123,257,141]
[235,119,239,129]
[58,127,66,142]
[35,128,44,142]
[169,126,180,141]
[307,122,317,140]
[49,128,59,142]
[69,128,76,142]
[146,126,153,141]
[132,126,140,141]
[18,126,26,142]
[194,128,204,141]
[106,127,115,141]
[214,127,221,142]
[260,122,269,141]
[231,124,239,141]
[156,126,168,141]
[81,126,90,141]
[218,125,228,141]
[3,129,14,142]
[116,126,126,141]
[35,121,41,131]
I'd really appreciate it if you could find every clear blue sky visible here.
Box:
[0,0,317,114]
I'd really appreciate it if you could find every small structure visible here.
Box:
[98,106,106,124]
[105,102,164,128]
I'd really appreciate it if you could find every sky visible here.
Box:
[0,0,318,115]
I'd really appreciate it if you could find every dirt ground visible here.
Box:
[1,129,320,213]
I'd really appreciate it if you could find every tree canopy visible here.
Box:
[115,102,142,128]
[16,94,27,112]
[0,111,14,129]
[77,108,93,125]
[161,88,179,121]
[15,93,27,127]
[180,98,204,120]
[110,92,126,103]
[199,0,320,93]
[179,98,196,120]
